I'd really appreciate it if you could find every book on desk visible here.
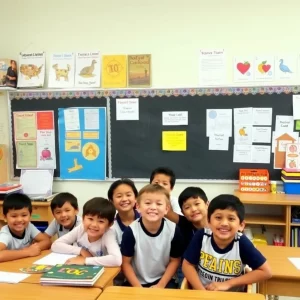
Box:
[40,264,105,286]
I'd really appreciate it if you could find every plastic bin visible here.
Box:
[283,182,300,194]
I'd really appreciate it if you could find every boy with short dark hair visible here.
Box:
[121,184,184,288]
[183,194,272,292]
[45,192,81,238]
[150,167,181,214]
[0,194,51,262]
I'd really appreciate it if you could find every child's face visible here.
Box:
[5,207,31,235]
[112,184,136,213]
[83,214,111,242]
[53,202,78,229]
[209,209,245,246]
[181,197,208,225]
[151,174,172,193]
[137,192,169,223]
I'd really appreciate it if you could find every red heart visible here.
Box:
[237,62,250,75]
[262,64,271,72]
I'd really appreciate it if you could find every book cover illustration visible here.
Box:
[18,52,45,88]
[20,265,52,274]
[0,59,17,88]
[128,54,151,87]
[102,54,127,88]
[48,52,75,88]
[75,51,100,88]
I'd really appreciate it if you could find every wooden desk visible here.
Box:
[257,245,300,297]
[97,286,265,300]
[235,191,300,246]
[0,283,101,300]
[0,250,120,290]
[0,201,53,223]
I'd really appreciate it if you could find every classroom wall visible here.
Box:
[0,0,293,213]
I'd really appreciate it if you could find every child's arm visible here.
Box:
[0,242,41,262]
[165,205,179,224]
[44,219,57,238]
[182,259,206,290]
[121,227,141,287]
[33,233,51,250]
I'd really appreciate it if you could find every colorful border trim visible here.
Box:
[8,85,300,100]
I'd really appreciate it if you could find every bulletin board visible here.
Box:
[110,86,300,180]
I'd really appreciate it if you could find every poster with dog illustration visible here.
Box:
[75,51,101,88]
[48,52,75,88]
[17,52,45,88]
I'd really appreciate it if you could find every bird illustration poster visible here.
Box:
[233,57,254,82]
[102,55,127,88]
[48,52,75,88]
[75,51,100,88]
[254,56,274,81]
[275,55,298,81]
[234,125,252,145]
[17,52,46,88]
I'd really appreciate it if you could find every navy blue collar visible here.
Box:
[116,209,140,232]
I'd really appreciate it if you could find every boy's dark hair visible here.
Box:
[3,193,32,216]
[178,187,208,210]
[107,178,138,201]
[50,192,78,212]
[83,197,116,224]
[150,167,176,189]
[208,194,245,222]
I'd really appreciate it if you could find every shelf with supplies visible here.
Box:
[234,190,300,246]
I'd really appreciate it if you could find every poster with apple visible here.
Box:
[254,56,275,81]
[233,57,254,82]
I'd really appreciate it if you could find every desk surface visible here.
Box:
[0,283,101,300]
[97,286,265,300]
[0,250,120,289]
[235,190,300,205]
[257,245,300,280]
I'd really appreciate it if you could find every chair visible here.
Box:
[180,266,253,293]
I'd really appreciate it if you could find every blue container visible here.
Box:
[283,182,300,194]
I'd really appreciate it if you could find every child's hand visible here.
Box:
[80,249,93,258]
[27,243,41,257]
[206,281,231,291]
[65,256,85,265]
[150,284,164,289]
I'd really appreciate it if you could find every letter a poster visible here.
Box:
[58,107,106,180]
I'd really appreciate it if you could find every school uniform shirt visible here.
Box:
[112,210,140,246]
[51,223,122,266]
[184,228,266,292]
[121,218,184,285]
[0,223,40,250]
[45,215,82,238]
[178,214,199,251]
[170,195,182,215]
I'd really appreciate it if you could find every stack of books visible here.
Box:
[0,183,23,200]
[40,264,104,286]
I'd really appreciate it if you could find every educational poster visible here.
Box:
[17,52,45,88]
[233,57,254,83]
[58,107,106,180]
[48,52,75,88]
[127,54,151,87]
[275,55,298,81]
[75,51,100,88]
[13,111,56,169]
[0,58,18,88]
[254,56,274,81]
[162,131,186,151]
[206,109,232,137]
[102,55,127,88]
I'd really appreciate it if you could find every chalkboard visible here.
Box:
[10,92,107,178]
[110,89,298,180]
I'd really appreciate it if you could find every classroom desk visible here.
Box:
[0,250,120,290]
[257,245,300,297]
[0,283,102,300]
[97,286,265,300]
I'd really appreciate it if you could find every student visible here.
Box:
[0,194,51,262]
[182,194,272,292]
[45,192,81,239]
[51,197,121,266]
[108,179,139,246]
[121,184,184,288]
[150,167,182,215]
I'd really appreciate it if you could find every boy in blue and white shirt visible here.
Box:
[183,194,272,292]
[121,184,184,288]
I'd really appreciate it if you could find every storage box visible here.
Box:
[239,169,270,193]
[282,181,300,194]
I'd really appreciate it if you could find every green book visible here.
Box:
[40,264,104,286]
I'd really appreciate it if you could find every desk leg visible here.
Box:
[258,281,267,299]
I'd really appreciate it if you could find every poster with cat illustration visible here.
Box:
[18,52,46,88]
[48,52,75,88]
[75,51,101,88]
